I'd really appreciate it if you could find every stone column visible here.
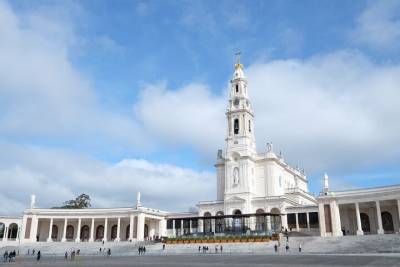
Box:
[129,215,134,241]
[30,216,39,242]
[61,218,68,242]
[75,218,81,242]
[355,202,363,235]
[180,219,184,236]
[158,219,166,237]
[189,219,192,234]
[103,218,108,242]
[47,218,53,242]
[116,217,121,242]
[89,218,94,242]
[3,226,8,241]
[295,213,299,231]
[318,203,326,237]
[137,214,145,241]
[376,201,384,234]
[397,200,400,233]
[306,212,310,231]
[172,220,176,237]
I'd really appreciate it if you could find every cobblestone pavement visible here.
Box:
[2,254,400,267]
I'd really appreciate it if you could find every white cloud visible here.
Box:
[352,0,400,50]
[134,50,400,176]
[134,82,226,157]
[0,142,214,215]
[0,0,147,151]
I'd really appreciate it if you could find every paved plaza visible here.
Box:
[2,254,400,267]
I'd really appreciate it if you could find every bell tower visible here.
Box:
[225,53,256,157]
[218,53,257,211]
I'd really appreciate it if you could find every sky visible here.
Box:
[0,0,400,215]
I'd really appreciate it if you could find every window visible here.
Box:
[248,120,251,132]
[235,84,239,93]
[234,119,239,134]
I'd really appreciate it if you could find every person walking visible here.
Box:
[220,245,223,253]
[36,251,41,261]
[215,245,218,253]
[163,244,165,250]
[107,248,111,257]
[285,244,289,252]
[274,243,278,253]
[3,251,8,262]
[64,251,68,260]
[298,243,302,253]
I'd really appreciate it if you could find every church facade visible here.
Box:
[1,60,400,245]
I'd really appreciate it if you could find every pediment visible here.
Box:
[225,196,246,203]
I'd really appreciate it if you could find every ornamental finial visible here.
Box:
[235,50,243,69]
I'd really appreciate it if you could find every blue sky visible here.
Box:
[1,0,400,214]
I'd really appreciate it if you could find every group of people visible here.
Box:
[198,245,223,254]
[99,247,112,256]
[64,249,81,261]
[3,250,17,262]
[138,246,146,255]
[274,242,302,253]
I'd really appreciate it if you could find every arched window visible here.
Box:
[51,225,58,240]
[7,223,18,239]
[111,225,118,240]
[360,213,370,233]
[382,211,394,232]
[234,119,239,134]
[248,120,251,133]
[80,225,90,241]
[66,225,74,240]
[203,212,212,233]
[215,211,224,233]
[235,84,239,93]
[96,225,104,240]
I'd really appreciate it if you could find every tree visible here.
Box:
[54,193,91,209]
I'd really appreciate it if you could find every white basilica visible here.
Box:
[1,59,400,245]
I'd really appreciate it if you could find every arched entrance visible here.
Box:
[80,225,90,241]
[203,212,212,233]
[7,223,18,239]
[111,225,118,240]
[233,210,243,233]
[382,211,394,232]
[126,225,130,240]
[0,223,5,239]
[360,213,370,233]
[215,211,224,233]
[66,225,74,240]
[96,225,104,240]
[51,225,58,240]
[270,208,281,232]
[144,224,149,238]
[256,209,266,231]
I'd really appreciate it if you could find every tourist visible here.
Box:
[64,251,68,260]
[107,248,111,257]
[220,245,223,253]
[298,243,302,252]
[215,245,218,253]
[71,250,75,260]
[163,244,165,250]
[36,250,41,261]
[143,247,146,255]
[27,249,30,255]
[3,251,8,262]
[285,244,289,252]
[198,246,201,253]
[32,249,35,255]
[100,247,102,252]
[274,243,278,252]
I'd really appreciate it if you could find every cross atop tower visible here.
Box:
[235,51,243,70]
